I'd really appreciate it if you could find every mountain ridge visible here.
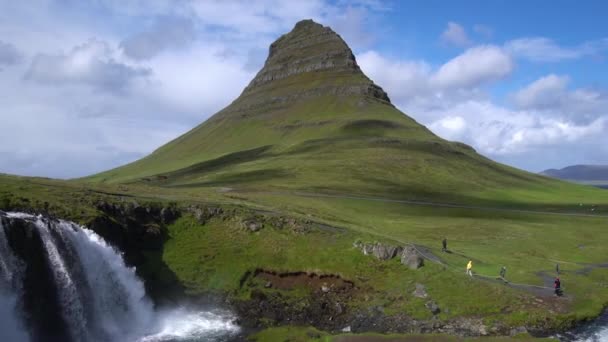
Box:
[541,164,608,181]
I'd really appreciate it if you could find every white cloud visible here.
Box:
[505,37,608,62]
[358,46,512,104]
[429,116,467,139]
[511,74,608,123]
[441,22,471,47]
[24,39,151,93]
[430,45,513,89]
[512,74,569,109]
[425,100,607,156]
[142,42,254,115]
[359,48,607,170]
[357,50,432,99]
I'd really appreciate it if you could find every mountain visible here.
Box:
[541,165,608,189]
[87,20,599,205]
[541,165,608,181]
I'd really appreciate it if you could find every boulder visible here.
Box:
[413,283,428,298]
[372,244,403,260]
[243,220,263,232]
[400,246,424,269]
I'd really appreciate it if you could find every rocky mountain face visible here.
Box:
[241,19,390,102]
[216,19,391,121]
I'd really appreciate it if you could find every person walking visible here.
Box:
[466,260,473,277]
[554,277,562,296]
[499,266,507,279]
[442,238,448,252]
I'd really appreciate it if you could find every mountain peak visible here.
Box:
[241,19,390,103]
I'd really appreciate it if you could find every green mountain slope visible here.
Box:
[87,20,607,206]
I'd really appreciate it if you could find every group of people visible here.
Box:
[442,238,563,296]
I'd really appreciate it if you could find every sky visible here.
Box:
[0,0,606,179]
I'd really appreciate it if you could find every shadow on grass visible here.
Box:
[151,145,274,182]
[168,168,293,188]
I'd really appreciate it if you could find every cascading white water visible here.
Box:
[556,311,608,342]
[0,218,30,342]
[34,217,89,340]
[1,212,239,342]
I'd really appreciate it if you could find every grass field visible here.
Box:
[250,326,555,341]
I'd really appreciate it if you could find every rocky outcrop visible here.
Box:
[188,206,224,224]
[401,246,424,270]
[372,244,403,260]
[242,219,263,232]
[355,241,402,261]
[356,241,425,269]
[88,201,185,301]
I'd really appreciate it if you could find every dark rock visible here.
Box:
[401,246,424,269]
[160,207,179,224]
[425,301,441,315]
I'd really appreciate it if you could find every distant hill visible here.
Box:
[541,165,608,182]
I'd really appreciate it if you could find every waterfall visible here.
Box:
[0,212,239,342]
[0,217,30,342]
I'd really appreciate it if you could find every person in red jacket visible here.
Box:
[554,277,562,296]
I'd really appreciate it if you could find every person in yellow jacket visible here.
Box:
[466,260,473,277]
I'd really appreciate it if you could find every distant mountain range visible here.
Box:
[541,165,608,188]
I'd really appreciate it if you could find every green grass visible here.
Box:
[157,210,606,329]
[250,326,555,341]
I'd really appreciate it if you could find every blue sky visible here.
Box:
[0,0,606,178]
